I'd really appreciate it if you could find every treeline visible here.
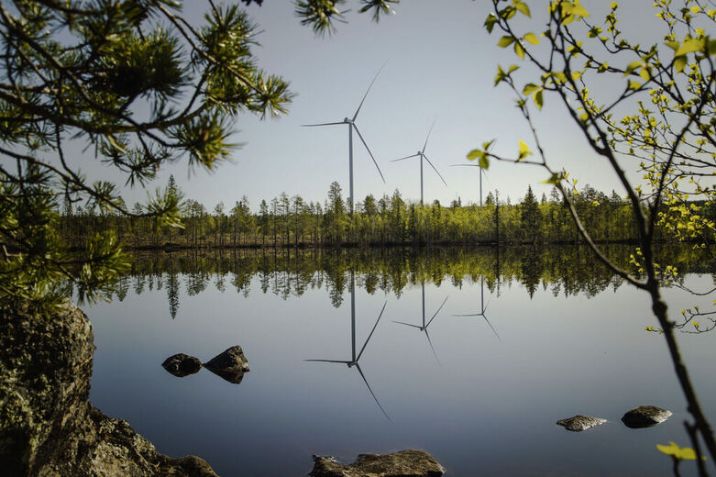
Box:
[58,177,714,249]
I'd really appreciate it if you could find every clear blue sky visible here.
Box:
[84,1,655,210]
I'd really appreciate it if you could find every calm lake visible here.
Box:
[81,246,716,476]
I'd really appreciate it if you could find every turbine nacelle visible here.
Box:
[391,120,448,193]
[302,66,387,191]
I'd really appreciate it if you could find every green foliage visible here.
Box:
[0,0,398,308]
[295,0,399,35]
[474,0,716,288]
[58,182,711,249]
[476,0,716,463]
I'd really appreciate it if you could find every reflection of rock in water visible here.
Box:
[203,346,250,384]
[163,353,203,377]
[556,415,607,432]
[0,304,217,476]
[622,405,672,428]
[310,449,445,477]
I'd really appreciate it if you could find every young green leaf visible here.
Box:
[484,13,498,34]
[523,32,540,45]
[498,35,515,48]
[518,139,532,160]
[515,1,531,17]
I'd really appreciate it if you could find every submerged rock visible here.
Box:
[162,353,202,377]
[556,415,607,432]
[622,405,672,428]
[203,345,250,384]
[310,449,445,477]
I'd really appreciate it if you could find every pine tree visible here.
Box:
[520,186,541,244]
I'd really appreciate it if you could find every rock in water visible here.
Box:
[162,353,202,377]
[622,405,672,428]
[310,449,445,477]
[203,345,250,384]
[556,415,607,432]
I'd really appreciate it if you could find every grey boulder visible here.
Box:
[162,353,202,377]
[622,405,672,428]
[556,415,607,432]
[310,449,445,477]
[203,346,250,384]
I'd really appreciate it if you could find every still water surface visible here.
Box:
[83,247,716,476]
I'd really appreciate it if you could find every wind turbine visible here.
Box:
[393,282,448,364]
[450,163,487,206]
[453,276,501,341]
[306,270,390,420]
[303,68,386,215]
[392,121,447,205]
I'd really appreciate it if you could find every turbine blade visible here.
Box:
[421,119,437,154]
[354,125,386,183]
[305,359,351,364]
[427,296,449,327]
[392,320,422,329]
[392,153,420,162]
[352,64,386,121]
[357,301,386,361]
[423,154,448,187]
[302,121,345,127]
[452,313,482,317]
[354,363,391,420]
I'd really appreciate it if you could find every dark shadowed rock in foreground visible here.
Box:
[0,304,218,476]
[163,353,203,377]
[556,415,607,432]
[622,405,672,428]
[203,345,250,384]
[310,449,445,477]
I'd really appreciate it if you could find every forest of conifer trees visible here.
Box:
[57,177,716,250]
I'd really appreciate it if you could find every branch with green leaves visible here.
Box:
[472,0,716,468]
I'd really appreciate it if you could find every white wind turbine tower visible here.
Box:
[303,68,386,214]
[450,163,487,206]
[391,120,447,205]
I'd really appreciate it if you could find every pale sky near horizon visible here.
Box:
[78,1,660,210]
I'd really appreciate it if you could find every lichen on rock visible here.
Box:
[556,415,607,432]
[621,405,672,429]
[310,449,445,477]
[0,303,218,477]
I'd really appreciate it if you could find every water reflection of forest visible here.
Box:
[86,246,716,320]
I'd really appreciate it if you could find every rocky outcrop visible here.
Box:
[310,449,445,477]
[162,353,202,377]
[203,346,250,384]
[0,303,218,476]
[621,405,672,428]
[556,415,607,432]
